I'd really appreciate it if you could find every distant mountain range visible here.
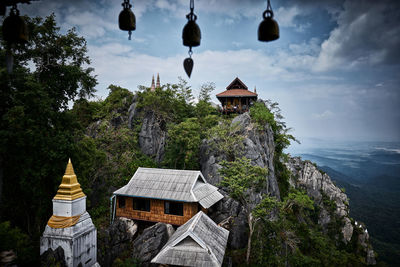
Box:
[287,140,400,266]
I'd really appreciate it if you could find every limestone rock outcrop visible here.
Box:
[200,112,279,249]
[132,223,174,266]
[97,218,138,266]
[127,95,167,164]
[285,157,351,239]
[286,156,376,264]
[137,111,167,163]
[200,112,278,197]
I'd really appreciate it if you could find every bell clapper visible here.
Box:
[183,48,194,78]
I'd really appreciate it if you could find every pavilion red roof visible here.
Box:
[216,89,258,97]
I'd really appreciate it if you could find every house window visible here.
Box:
[133,198,150,212]
[164,201,183,216]
[118,197,125,208]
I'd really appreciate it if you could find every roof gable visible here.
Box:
[113,168,223,207]
[226,77,248,90]
[151,211,229,266]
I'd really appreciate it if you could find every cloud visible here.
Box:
[312,110,334,119]
[314,0,400,71]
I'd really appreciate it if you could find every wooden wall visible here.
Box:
[116,196,199,226]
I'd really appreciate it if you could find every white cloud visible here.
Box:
[275,6,302,27]
[312,110,334,119]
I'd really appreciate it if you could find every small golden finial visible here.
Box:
[53,158,85,201]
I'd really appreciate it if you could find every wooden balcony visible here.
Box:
[221,105,249,114]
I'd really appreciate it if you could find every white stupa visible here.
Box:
[40,159,99,267]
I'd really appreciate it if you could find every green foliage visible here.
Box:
[0,221,35,265]
[70,98,103,128]
[250,102,275,129]
[219,157,268,207]
[207,120,244,161]
[136,79,194,123]
[275,159,292,198]
[283,190,315,221]
[251,188,365,266]
[195,82,217,120]
[0,15,96,265]
[253,195,281,221]
[219,156,269,263]
[101,85,134,118]
[163,118,202,170]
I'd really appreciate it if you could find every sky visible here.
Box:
[17,0,400,142]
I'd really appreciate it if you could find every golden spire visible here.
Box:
[53,158,85,201]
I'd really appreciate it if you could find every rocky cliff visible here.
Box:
[128,96,166,164]
[93,91,376,265]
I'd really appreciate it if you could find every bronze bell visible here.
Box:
[258,10,279,42]
[182,20,201,47]
[119,8,135,32]
[2,10,29,44]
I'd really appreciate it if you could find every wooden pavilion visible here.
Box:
[112,168,223,226]
[216,77,258,114]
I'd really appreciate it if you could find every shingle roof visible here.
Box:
[151,211,229,267]
[226,77,248,90]
[216,89,258,97]
[113,168,223,208]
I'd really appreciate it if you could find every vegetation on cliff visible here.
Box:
[0,15,378,266]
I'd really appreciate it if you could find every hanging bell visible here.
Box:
[119,8,136,32]
[119,0,135,40]
[182,16,201,47]
[258,10,279,42]
[2,9,29,44]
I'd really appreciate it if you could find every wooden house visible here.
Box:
[112,168,224,226]
[151,211,229,267]
[216,77,258,114]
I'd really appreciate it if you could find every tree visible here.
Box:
[219,157,268,264]
[195,82,217,122]
[163,118,201,169]
[0,14,97,264]
[176,76,194,104]
[207,119,244,161]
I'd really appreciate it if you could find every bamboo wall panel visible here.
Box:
[116,197,199,225]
